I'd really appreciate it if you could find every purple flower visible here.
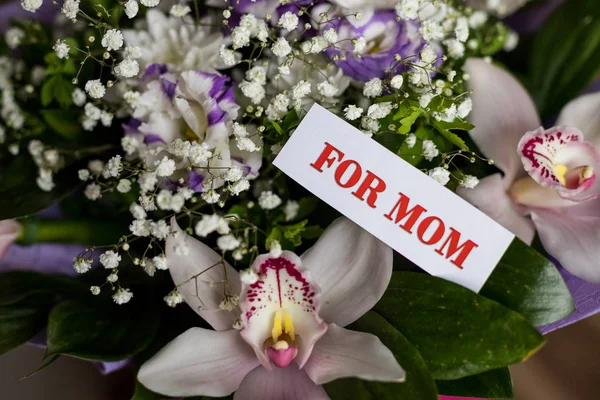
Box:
[323,10,426,82]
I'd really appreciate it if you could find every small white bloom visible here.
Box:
[106,155,122,177]
[150,220,170,240]
[419,93,434,108]
[469,11,488,29]
[460,175,479,189]
[240,268,259,285]
[123,90,140,106]
[217,234,241,251]
[5,28,24,49]
[130,219,151,237]
[142,259,156,276]
[258,191,282,210]
[84,183,102,200]
[124,46,142,59]
[130,203,147,220]
[284,200,299,221]
[113,288,133,305]
[72,88,86,106]
[457,98,472,119]
[156,190,173,210]
[101,29,124,51]
[90,286,101,295]
[195,214,230,237]
[363,78,382,98]
[114,58,139,78]
[353,37,366,53]
[85,80,106,99]
[78,169,90,181]
[73,257,92,274]
[107,272,119,282]
[164,290,184,307]
[117,179,132,193]
[61,0,80,19]
[447,70,457,82]
[323,28,338,44]
[139,194,157,211]
[422,140,439,161]
[225,167,243,182]
[271,37,292,57]
[219,45,238,67]
[420,20,444,42]
[88,160,104,175]
[239,80,265,104]
[219,295,239,311]
[138,172,157,193]
[390,75,404,89]
[504,31,519,52]
[455,17,469,42]
[367,102,393,119]
[170,194,185,213]
[140,0,159,7]
[99,250,121,269]
[170,4,191,17]
[317,81,338,98]
[53,39,70,59]
[154,156,176,177]
[124,0,138,18]
[396,0,420,20]
[292,80,311,100]
[428,167,450,186]
[405,133,417,149]
[344,105,363,121]
[269,240,282,257]
[154,255,168,270]
[100,111,113,127]
[444,39,465,59]
[236,137,260,152]
[230,179,250,195]
[21,0,43,13]
[201,190,220,204]
[279,11,299,31]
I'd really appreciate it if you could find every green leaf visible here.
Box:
[481,238,574,327]
[46,300,160,362]
[432,122,470,150]
[40,75,73,108]
[41,109,82,139]
[396,106,422,134]
[436,368,514,398]
[282,219,308,246]
[0,303,49,355]
[529,0,600,116]
[0,153,82,219]
[40,75,58,107]
[271,120,283,135]
[325,311,438,400]
[131,381,163,400]
[373,272,544,380]
[0,271,87,307]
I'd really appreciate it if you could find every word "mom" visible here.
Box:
[310,142,479,269]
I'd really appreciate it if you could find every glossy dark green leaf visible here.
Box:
[0,271,87,307]
[46,300,160,362]
[529,0,600,116]
[0,303,49,355]
[373,272,544,380]
[436,368,513,398]
[41,109,82,139]
[0,154,82,219]
[481,238,574,327]
[325,311,438,400]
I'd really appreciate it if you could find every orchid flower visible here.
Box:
[459,58,600,282]
[0,220,21,260]
[138,217,404,398]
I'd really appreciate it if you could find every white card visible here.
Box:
[273,104,515,292]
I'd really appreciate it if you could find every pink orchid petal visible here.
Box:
[233,364,330,400]
[167,218,240,331]
[557,91,600,148]
[458,174,535,244]
[465,58,541,183]
[138,328,259,397]
[531,207,600,283]
[240,252,327,370]
[0,220,21,260]
[300,217,393,327]
[303,324,405,385]
[517,126,600,200]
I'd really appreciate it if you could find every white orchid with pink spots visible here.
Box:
[459,58,600,282]
[138,217,404,399]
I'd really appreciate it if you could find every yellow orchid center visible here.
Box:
[271,310,295,343]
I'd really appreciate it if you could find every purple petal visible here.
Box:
[0,243,87,275]
[161,78,177,101]
[144,134,167,145]
[141,63,168,82]
[122,118,142,134]
[188,170,205,192]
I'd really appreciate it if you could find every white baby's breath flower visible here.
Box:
[236,137,260,152]
[240,268,259,285]
[85,80,106,99]
[101,29,124,51]
[150,220,170,240]
[73,257,92,274]
[114,58,139,78]
[100,250,121,269]
[239,80,265,104]
[124,0,138,18]
[323,28,338,44]
[61,0,80,19]
[21,0,43,12]
[457,98,472,119]
[271,37,292,57]
[390,75,404,89]
[258,191,282,210]
[428,167,450,186]
[195,214,230,237]
[154,255,168,270]
[84,183,102,200]
[367,102,393,119]
[420,46,437,64]
[130,219,151,237]
[230,179,250,195]
[353,36,366,52]
[363,78,382,98]
[292,80,311,100]
[140,0,159,7]
[5,28,24,49]
[279,11,299,31]
[344,105,363,121]
[317,81,338,98]
[217,234,241,251]
[422,140,439,161]
[164,290,184,307]
[202,190,220,204]
[113,288,133,305]
[219,45,238,67]
[130,203,147,220]
[455,17,469,42]
[460,175,479,189]
[405,133,417,149]
[396,0,420,20]
[90,286,101,295]
[72,88,86,106]
[170,4,191,17]
[117,179,132,193]
[154,156,176,177]
[225,167,243,182]
[78,169,90,181]
[284,200,299,221]
[53,39,70,59]
[106,155,122,177]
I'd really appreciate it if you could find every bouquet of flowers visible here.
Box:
[1,0,599,399]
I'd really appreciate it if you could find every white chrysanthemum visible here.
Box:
[124,10,229,71]
[61,0,80,19]
[124,0,138,18]
[460,175,479,189]
[99,250,121,269]
[113,288,133,305]
[101,29,124,51]
[114,58,139,78]
[428,167,450,186]
[21,0,42,13]
[422,140,439,161]
[85,80,106,99]
[363,78,382,98]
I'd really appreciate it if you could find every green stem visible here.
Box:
[17,218,126,246]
